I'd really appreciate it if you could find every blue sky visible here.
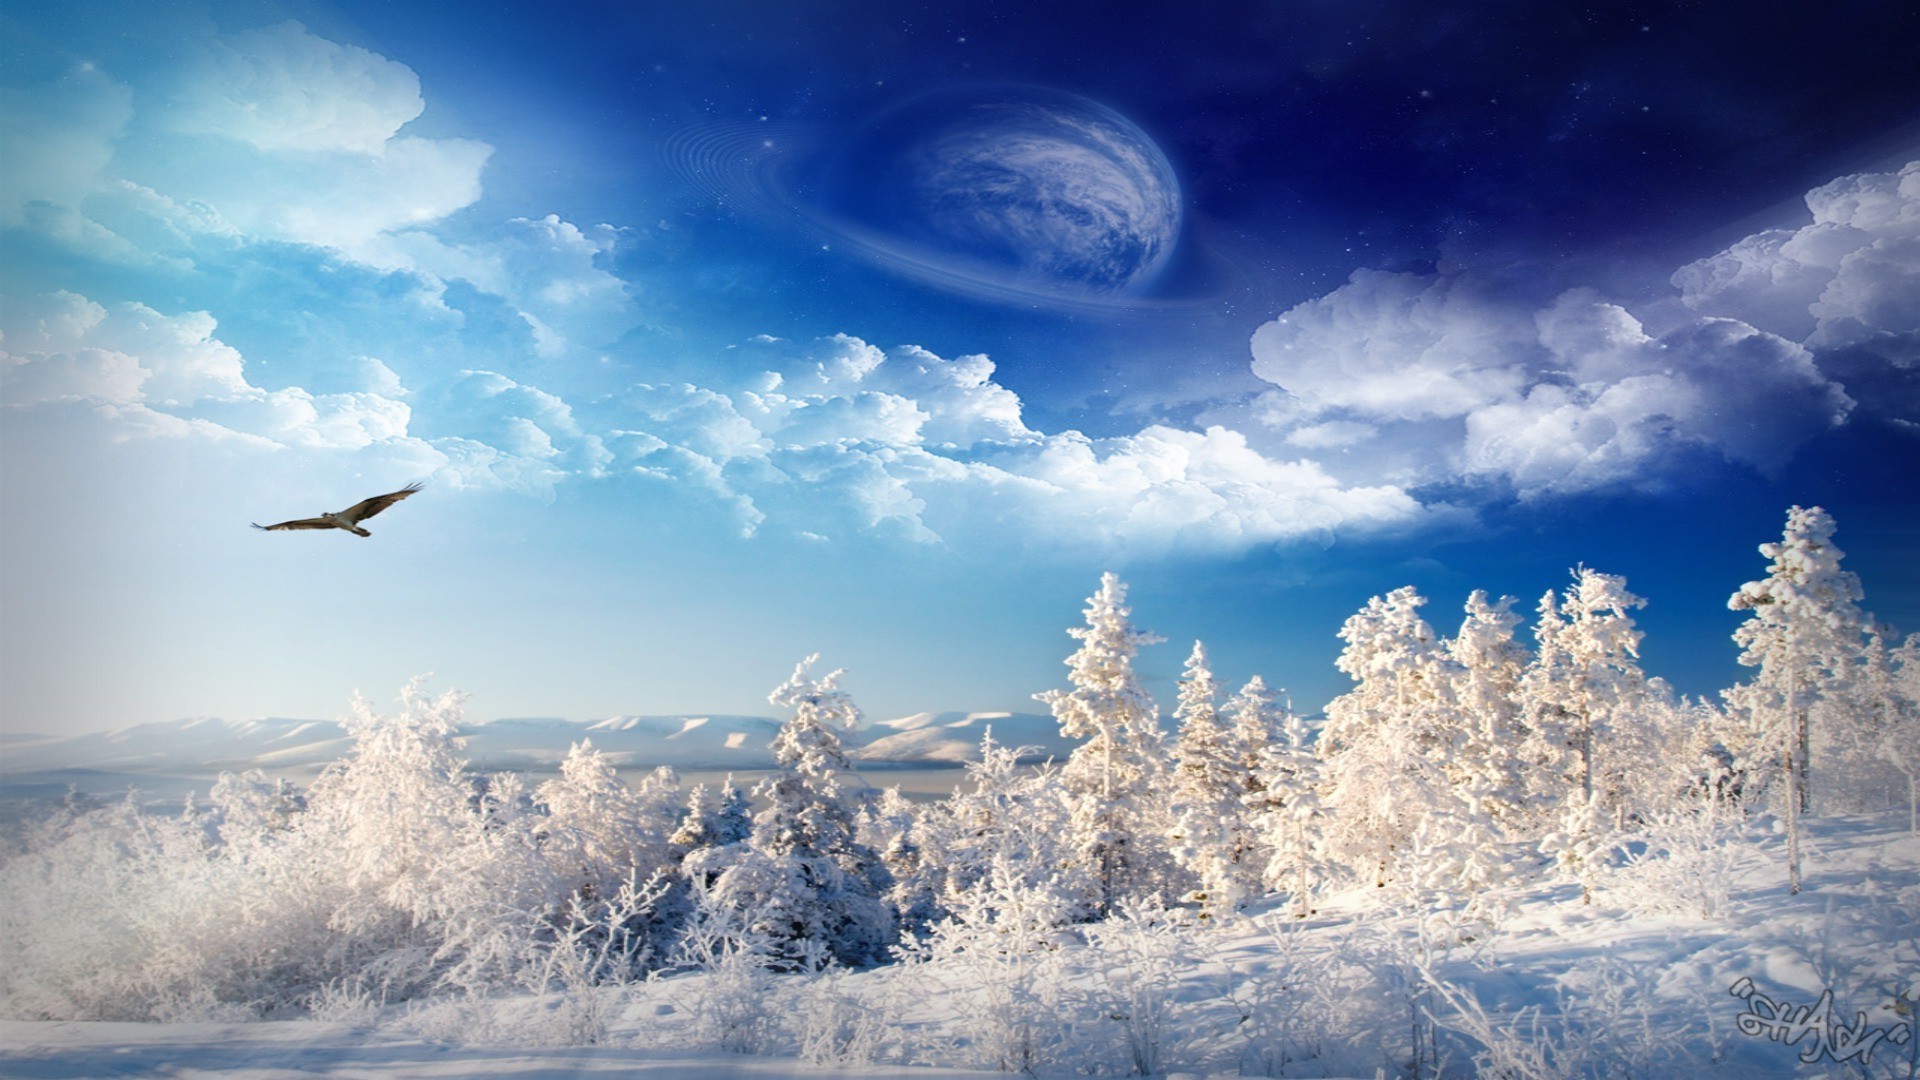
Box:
[3,0,1917,736]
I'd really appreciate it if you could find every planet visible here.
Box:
[821,87,1183,303]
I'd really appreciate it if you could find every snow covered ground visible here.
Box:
[4,811,1913,1078]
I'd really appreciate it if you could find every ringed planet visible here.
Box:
[667,87,1188,311]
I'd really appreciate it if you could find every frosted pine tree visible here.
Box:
[672,776,752,855]
[1883,634,1920,833]
[1034,572,1170,916]
[1522,569,1653,899]
[1317,586,1461,890]
[1828,626,1909,812]
[1445,591,1531,833]
[1227,675,1284,794]
[684,656,894,966]
[1726,506,1866,893]
[914,731,1090,926]
[1248,703,1324,916]
[860,785,941,936]
[1166,641,1254,916]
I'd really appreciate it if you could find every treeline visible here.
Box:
[1,505,1914,1024]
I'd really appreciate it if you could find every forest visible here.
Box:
[3,504,1917,1078]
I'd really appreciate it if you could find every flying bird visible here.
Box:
[252,483,422,537]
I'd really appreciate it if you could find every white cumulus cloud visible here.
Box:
[1248,264,1854,498]
[1675,159,1920,365]
[168,21,425,154]
[602,335,1427,553]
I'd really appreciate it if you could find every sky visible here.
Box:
[3,0,1918,738]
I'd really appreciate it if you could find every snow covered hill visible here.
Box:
[0,710,1070,780]
[849,711,1069,765]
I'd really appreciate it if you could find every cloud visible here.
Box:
[166,21,424,154]
[1675,159,1920,366]
[373,215,640,357]
[132,132,493,258]
[0,291,248,407]
[429,369,612,481]
[601,335,1427,553]
[1248,258,1857,498]
[1249,271,1535,421]
[0,66,132,226]
[0,290,597,492]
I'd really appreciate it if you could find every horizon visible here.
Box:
[4,0,1917,738]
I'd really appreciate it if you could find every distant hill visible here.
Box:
[852,711,1072,765]
[0,710,1075,780]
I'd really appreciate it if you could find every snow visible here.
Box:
[2,811,1912,1077]
[0,1020,1008,1078]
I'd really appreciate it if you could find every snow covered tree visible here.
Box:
[1825,626,1910,813]
[536,741,681,906]
[1519,569,1655,898]
[1884,634,1920,833]
[1247,703,1325,915]
[1521,572,1653,813]
[860,785,941,936]
[1226,675,1285,794]
[1726,506,1867,893]
[683,656,894,967]
[1166,641,1255,917]
[1034,572,1171,916]
[1317,586,1462,889]
[1445,591,1532,832]
[914,730,1091,926]
[671,777,753,855]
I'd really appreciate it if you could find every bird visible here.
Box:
[252,483,422,537]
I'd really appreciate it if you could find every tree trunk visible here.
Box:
[1785,678,1803,895]
[1796,704,1812,815]
[1907,773,1916,836]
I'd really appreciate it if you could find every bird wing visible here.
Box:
[253,518,341,531]
[337,482,423,524]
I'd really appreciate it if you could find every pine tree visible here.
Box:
[1883,634,1920,834]
[1445,591,1531,833]
[1034,572,1170,916]
[1726,506,1867,893]
[1226,675,1283,794]
[1166,641,1254,916]
[1520,569,1652,899]
[1828,626,1909,813]
[1317,586,1461,889]
[684,657,894,966]
[1247,704,1324,915]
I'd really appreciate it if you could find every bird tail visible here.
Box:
[351,526,371,537]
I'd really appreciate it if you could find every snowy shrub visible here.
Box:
[794,966,900,1066]
[914,731,1092,929]
[1597,798,1744,919]
[1220,914,1364,1077]
[1078,901,1208,1075]
[304,977,388,1024]
[0,791,318,1020]
[683,947,781,1054]
[535,743,682,909]
[901,856,1083,1073]
[1424,950,1735,1079]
